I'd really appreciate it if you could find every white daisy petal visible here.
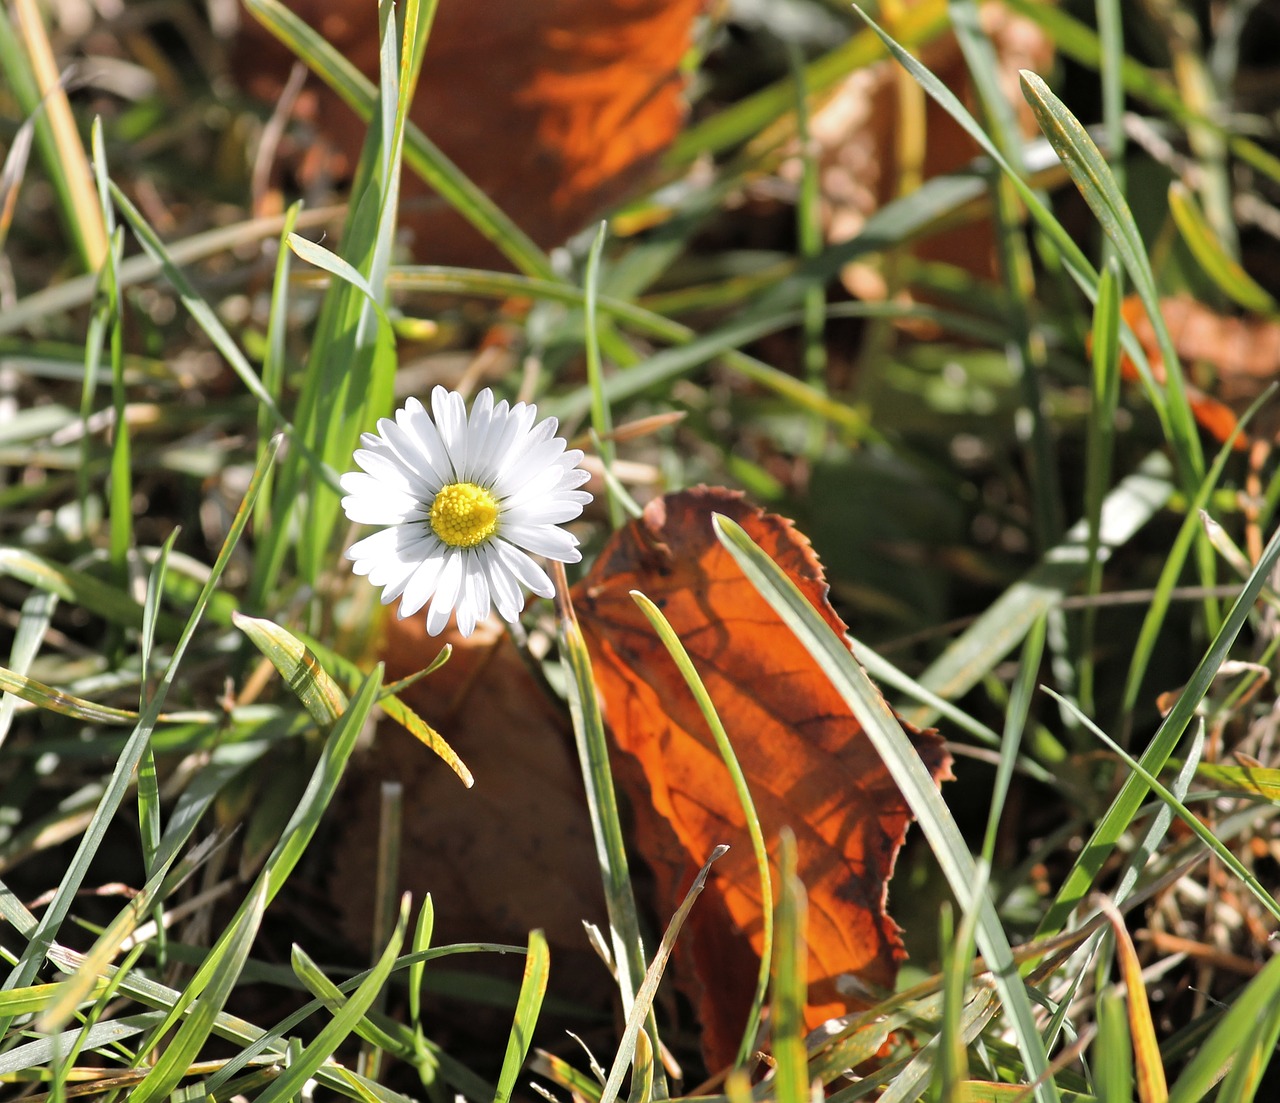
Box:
[455,550,492,637]
[493,538,556,597]
[431,386,468,468]
[426,549,466,635]
[478,543,524,622]
[399,545,450,617]
[340,387,592,635]
[503,522,581,562]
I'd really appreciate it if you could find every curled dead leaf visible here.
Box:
[573,487,951,1071]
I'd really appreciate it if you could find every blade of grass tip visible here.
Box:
[712,514,1061,1103]
[493,929,551,1103]
[233,613,346,726]
[1095,897,1166,1103]
[630,590,772,1069]
[291,943,418,1071]
[981,616,1046,865]
[253,898,409,1103]
[1093,990,1134,1103]
[1048,689,1280,926]
[9,0,107,269]
[1117,387,1269,730]
[126,878,271,1103]
[1017,70,1204,487]
[408,895,434,1029]
[293,626,472,786]
[849,5,1194,456]
[1079,258,1122,716]
[770,830,808,1103]
[0,436,281,1033]
[583,222,623,530]
[1169,181,1278,316]
[599,845,729,1103]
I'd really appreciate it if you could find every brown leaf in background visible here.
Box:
[573,488,951,1071]
[331,615,610,1036]
[238,0,705,264]
[790,2,1053,303]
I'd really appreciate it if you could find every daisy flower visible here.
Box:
[340,387,592,637]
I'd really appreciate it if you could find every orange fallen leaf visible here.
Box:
[573,487,951,1071]
[239,0,705,265]
[1117,295,1280,450]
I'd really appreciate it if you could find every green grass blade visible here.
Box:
[1050,691,1280,926]
[1018,70,1203,485]
[630,589,772,1068]
[583,222,623,528]
[107,183,300,444]
[1040,513,1280,936]
[234,612,347,726]
[408,895,434,1028]
[133,662,384,1065]
[770,831,808,1103]
[494,929,551,1103]
[1167,952,1280,1103]
[1117,395,1265,725]
[981,617,1046,865]
[1168,181,1278,315]
[1079,258,1123,715]
[126,878,270,1103]
[254,899,408,1103]
[713,514,1060,1103]
[849,6,1098,293]
[1093,991,1133,1103]
[0,546,182,635]
[555,566,662,1090]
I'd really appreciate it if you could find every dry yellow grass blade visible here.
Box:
[1099,896,1168,1103]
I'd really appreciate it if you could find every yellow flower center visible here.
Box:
[429,482,500,548]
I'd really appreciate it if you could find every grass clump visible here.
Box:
[2,1,1280,1101]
